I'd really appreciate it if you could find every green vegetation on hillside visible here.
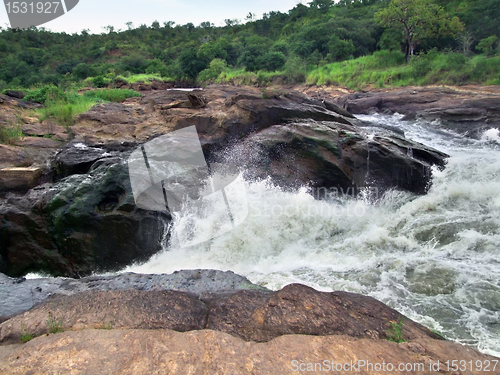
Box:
[0,0,498,93]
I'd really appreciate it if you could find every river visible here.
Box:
[126,114,500,357]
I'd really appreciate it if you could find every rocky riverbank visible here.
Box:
[0,270,498,374]
[1,85,500,372]
[1,85,449,277]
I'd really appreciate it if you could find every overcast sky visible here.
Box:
[1,0,303,34]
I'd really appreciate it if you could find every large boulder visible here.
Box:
[226,121,447,194]
[0,270,265,319]
[0,154,167,278]
[0,283,441,344]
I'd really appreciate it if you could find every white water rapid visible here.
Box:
[126,114,500,357]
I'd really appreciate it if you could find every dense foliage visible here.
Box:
[0,0,498,90]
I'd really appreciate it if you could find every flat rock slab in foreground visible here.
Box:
[0,284,443,344]
[0,329,497,375]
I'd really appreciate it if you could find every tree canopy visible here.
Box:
[375,0,464,61]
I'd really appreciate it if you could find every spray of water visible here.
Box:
[126,114,500,357]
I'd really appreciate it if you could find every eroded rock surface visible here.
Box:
[335,87,500,138]
[0,283,441,344]
[1,330,498,375]
[0,86,450,277]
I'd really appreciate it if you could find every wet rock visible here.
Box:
[231,121,447,194]
[335,88,500,138]
[0,158,167,277]
[53,141,122,177]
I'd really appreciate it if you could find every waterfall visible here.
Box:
[126,114,500,357]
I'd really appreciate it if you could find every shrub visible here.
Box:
[73,63,95,80]
[258,52,287,72]
[197,58,228,82]
[477,35,499,56]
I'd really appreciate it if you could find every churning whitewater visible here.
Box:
[126,114,500,357]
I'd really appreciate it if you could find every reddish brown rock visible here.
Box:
[0,290,207,344]
[0,329,497,375]
[0,284,441,345]
[204,284,442,343]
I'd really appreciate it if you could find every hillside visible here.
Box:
[0,0,499,91]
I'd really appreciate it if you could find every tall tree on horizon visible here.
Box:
[375,0,463,62]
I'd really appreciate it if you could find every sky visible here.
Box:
[1,0,303,34]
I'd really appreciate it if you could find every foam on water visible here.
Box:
[126,114,500,357]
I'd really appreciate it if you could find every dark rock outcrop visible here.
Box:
[229,120,447,193]
[335,87,500,138]
[0,86,449,277]
[0,153,167,277]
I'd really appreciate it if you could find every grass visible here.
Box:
[83,88,141,102]
[32,87,141,127]
[213,50,500,89]
[306,50,500,89]
[385,319,407,343]
[116,73,169,84]
[20,323,34,343]
[0,123,23,144]
[46,311,64,334]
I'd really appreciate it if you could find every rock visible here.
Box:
[335,87,500,138]
[20,123,67,137]
[0,157,168,277]
[0,94,42,110]
[53,141,122,177]
[229,121,447,194]
[0,290,208,343]
[77,102,139,125]
[204,284,442,343]
[1,329,497,375]
[0,270,265,318]
[0,145,30,169]
[0,283,440,344]
[13,137,61,148]
[187,93,207,108]
[0,167,42,191]
[4,90,25,100]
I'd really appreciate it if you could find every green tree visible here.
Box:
[476,35,498,56]
[375,0,463,62]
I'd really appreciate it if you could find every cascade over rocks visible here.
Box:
[0,85,449,277]
[334,86,500,138]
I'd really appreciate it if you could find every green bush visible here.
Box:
[477,36,498,56]
[258,52,287,72]
[73,63,95,80]
[24,85,63,103]
[198,58,228,82]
